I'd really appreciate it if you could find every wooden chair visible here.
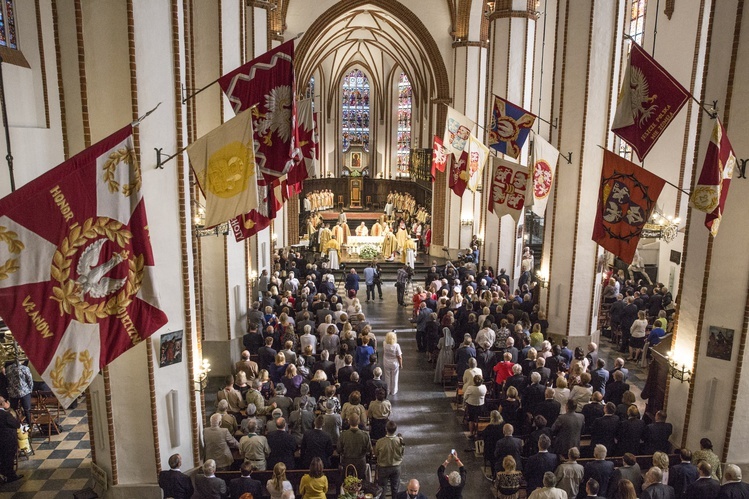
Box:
[337,195,344,211]
[442,364,458,390]
[28,405,59,443]
[38,390,66,419]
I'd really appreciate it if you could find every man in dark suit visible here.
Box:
[642,410,673,455]
[717,464,749,499]
[257,336,277,371]
[578,445,615,499]
[590,403,619,457]
[336,355,356,384]
[193,460,228,499]
[552,399,585,456]
[266,418,297,470]
[535,388,562,427]
[525,434,559,495]
[523,372,547,414]
[581,392,606,434]
[364,367,388,406]
[396,478,428,499]
[583,478,603,499]
[311,349,336,381]
[560,338,573,365]
[533,358,551,386]
[590,359,609,396]
[604,370,630,406]
[641,467,676,499]
[158,454,194,499]
[301,415,334,468]
[228,460,263,499]
[606,357,629,385]
[607,453,643,498]
[685,461,719,499]
[669,448,699,499]
[494,424,524,471]
[505,337,520,364]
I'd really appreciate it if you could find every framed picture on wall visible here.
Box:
[706,326,734,361]
[159,330,183,367]
[350,152,362,168]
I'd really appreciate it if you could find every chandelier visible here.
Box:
[643,209,681,243]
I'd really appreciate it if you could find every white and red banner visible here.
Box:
[528,133,559,217]
[488,157,529,221]
[442,106,476,160]
[690,118,736,236]
[467,135,490,192]
[0,126,167,407]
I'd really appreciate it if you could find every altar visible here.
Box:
[343,235,384,256]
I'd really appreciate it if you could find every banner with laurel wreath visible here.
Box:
[0,125,167,407]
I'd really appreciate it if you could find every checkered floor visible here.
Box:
[0,403,92,499]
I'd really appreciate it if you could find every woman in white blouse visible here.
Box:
[629,310,648,362]
[382,331,403,395]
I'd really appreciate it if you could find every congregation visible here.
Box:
[154,247,749,499]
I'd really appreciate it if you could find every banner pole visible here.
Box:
[0,56,15,192]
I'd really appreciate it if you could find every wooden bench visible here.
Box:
[216,468,343,498]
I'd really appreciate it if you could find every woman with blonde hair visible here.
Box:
[494,455,522,498]
[269,352,288,384]
[652,451,670,484]
[309,370,330,400]
[383,331,403,395]
[266,462,294,499]
[283,364,304,399]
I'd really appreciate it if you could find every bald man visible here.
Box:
[396,478,428,499]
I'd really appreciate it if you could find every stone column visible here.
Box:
[540,0,621,341]
[482,0,538,284]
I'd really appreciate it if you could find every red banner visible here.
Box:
[449,150,469,197]
[612,43,690,161]
[593,150,666,263]
[218,40,301,182]
[0,126,167,407]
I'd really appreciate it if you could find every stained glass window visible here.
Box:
[629,0,647,46]
[619,0,647,161]
[341,69,370,152]
[396,73,412,177]
[0,0,17,49]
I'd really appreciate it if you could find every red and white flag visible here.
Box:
[690,118,736,236]
[528,133,559,217]
[296,97,318,180]
[442,107,476,160]
[431,135,449,174]
[488,157,529,221]
[0,126,167,407]
[449,150,469,197]
[218,40,301,182]
[612,42,690,161]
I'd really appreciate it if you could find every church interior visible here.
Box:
[1,0,749,498]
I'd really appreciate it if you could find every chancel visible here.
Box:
[0,1,747,498]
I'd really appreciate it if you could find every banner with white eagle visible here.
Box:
[0,126,167,407]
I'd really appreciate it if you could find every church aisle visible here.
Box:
[363,284,491,498]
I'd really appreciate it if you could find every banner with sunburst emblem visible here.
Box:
[0,126,167,407]
[187,108,259,228]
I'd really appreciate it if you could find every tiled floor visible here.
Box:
[0,404,92,499]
